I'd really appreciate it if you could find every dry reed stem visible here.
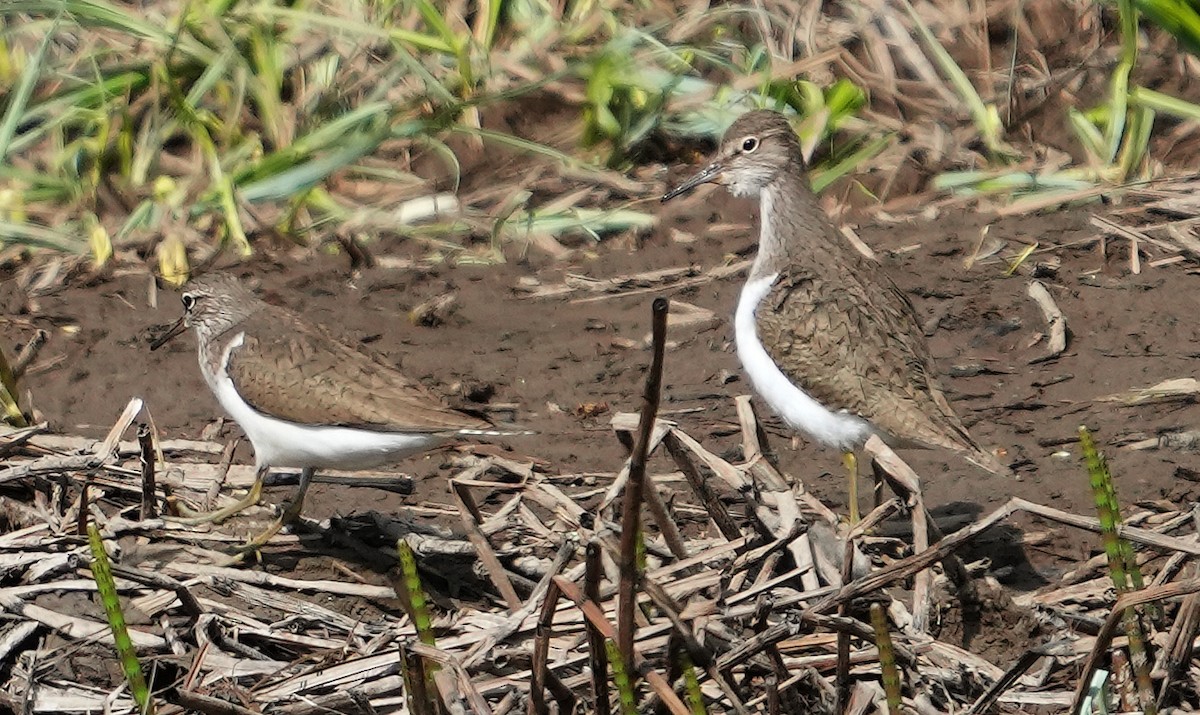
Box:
[450,479,522,610]
[617,297,669,674]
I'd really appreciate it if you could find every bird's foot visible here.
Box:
[216,498,306,567]
[167,479,264,526]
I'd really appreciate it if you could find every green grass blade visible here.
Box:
[0,219,86,252]
[480,0,503,50]
[1117,105,1155,179]
[1078,426,1156,714]
[396,539,436,647]
[0,13,59,161]
[0,343,28,428]
[237,134,387,203]
[1105,0,1138,166]
[679,650,705,715]
[895,0,1015,160]
[605,638,638,715]
[87,524,154,714]
[810,134,894,193]
[1079,426,1131,592]
[1129,86,1200,121]
[215,176,250,256]
[1137,0,1200,54]
[871,603,902,712]
[1067,107,1108,163]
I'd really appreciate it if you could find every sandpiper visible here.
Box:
[150,272,513,550]
[662,110,1009,522]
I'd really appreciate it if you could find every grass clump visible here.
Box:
[3,0,1200,272]
[0,0,886,268]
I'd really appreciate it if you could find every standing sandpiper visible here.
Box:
[151,272,514,550]
[662,110,1009,523]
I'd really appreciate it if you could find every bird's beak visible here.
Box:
[661,161,725,202]
[149,316,187,351]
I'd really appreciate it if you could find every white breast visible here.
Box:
[200,332,442,470]
[734,274,873,452]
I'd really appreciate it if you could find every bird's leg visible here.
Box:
[280,466,314,527]
[223,467,316,565]
[843,451,860,525]
[169,465,266,525]
[244,467,314,548]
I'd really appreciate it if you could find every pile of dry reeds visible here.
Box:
[0,297,1198,715]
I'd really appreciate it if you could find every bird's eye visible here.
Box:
[181,294,197,311]
[741,137,759,153]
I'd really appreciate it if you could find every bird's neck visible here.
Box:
[750,171,839,280]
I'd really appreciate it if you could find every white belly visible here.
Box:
[734,274,873,452]
[202,333,443,470]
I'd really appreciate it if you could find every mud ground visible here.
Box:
[9,188,1200,595]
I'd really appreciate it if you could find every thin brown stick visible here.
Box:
[411,643,494,715]
[399,640,435,715]
[11,329,47,379]
[173,689,262,715]
[137,423,156,520]
[864,436,931,630]
[1026,280,1068,363]
[642,470,689,561]
[530,579,562,715]
[76,478,90,536]
[750,594,805,715]
[618,297,669,674]
[835,535,855,713]
[868,440,976,603]
[663,431,742,540]
[1157,592,1200,707]
[585,541,611,715]
[109,563,204,620]
[450,480,522,610]
[963,648,1042,715]
[1013,497,1200,555]
[0,454,104,485]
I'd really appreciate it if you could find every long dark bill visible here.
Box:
[661,162,725,202]
[149,316,187,351]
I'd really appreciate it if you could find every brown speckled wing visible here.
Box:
[754,258,980,456]
[221,311,492,433]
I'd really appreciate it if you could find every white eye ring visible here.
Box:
[741,137,759,153]
[182,294,197,310]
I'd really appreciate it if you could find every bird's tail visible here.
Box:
[454,427,537,438]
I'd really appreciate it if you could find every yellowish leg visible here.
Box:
[170,466,266,525]
[222,467,315,566]
[843,451,860,525]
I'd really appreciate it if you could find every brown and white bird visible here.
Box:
[151,272,514,549]
[662,110,1009,522]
